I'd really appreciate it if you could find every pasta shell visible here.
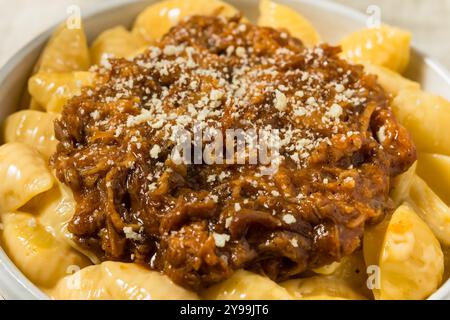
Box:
[202,270,292,300]
[408,175,450,246]
[257,0,320,46]
[0,142,54,211]
[37,22,90,73]
[27,180,101,264]
[363,204,444,299]
[132,0,241,43]
[49,262,198,300]
[392,89,450,156]
[90,26,145,65]
[390,161,417,206]
[2,110,58,160]
[310,250,371,299]
[281,276,367,300]
[340,25,411,73]
[28,71,95,113]
[416,153,450,206]
[0,212,90,288]
[363,63,420,96]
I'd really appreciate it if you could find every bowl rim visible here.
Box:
[0,0,449,300]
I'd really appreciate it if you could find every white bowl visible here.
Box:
[0,0,449,300]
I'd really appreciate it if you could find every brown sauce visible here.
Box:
[51,15,416,290]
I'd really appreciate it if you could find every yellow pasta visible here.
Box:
[331,251,372,296]
[132,0,241,43]
[202,270,292,300]
[2,110,58,160]
[90,26,145,65]
[363,204,444,299]
[49,262,198,300]
[340,25,411,73]
[30,182,75,239]
[363,63,420,96]
[0,212,90,288]
[390,161,417,206]
[0,143,54,212]
[409,175,450,246]
[36,22,90,73]
[257,0,320,46]
[309,251,371,299]
[25,180,101,264]
[28,71,95,113]
[416,153,450,205]
[27,22,90,110]
[281,276,366,300]
[392,88,450,156]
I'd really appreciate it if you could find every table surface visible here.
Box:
[0,0,449,70]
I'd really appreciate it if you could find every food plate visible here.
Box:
[0,0,449,300]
